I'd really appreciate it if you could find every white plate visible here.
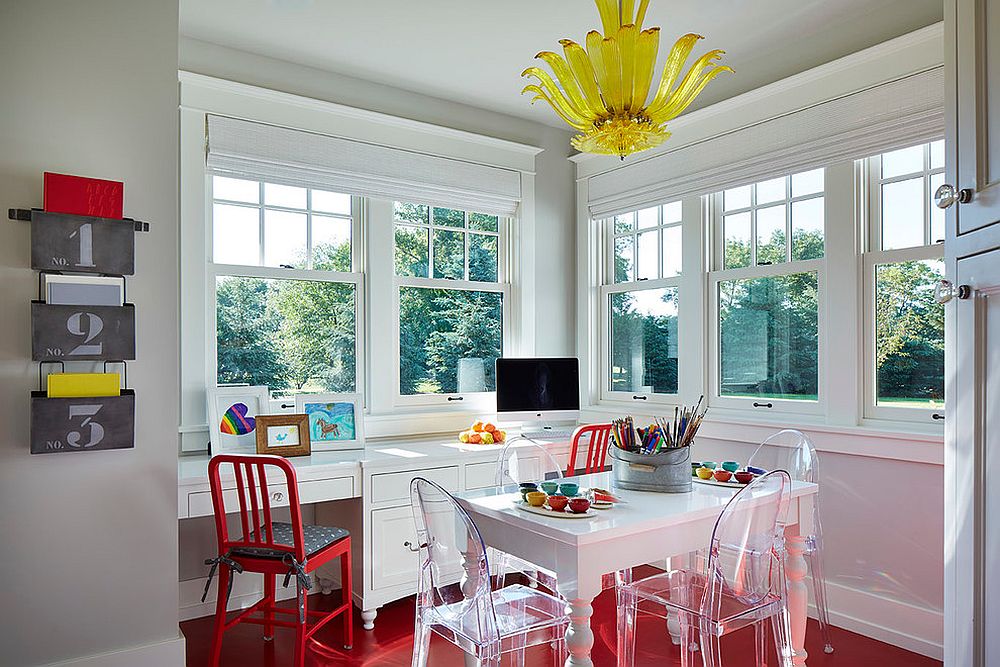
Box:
[692,476,752,489]
[513,501,596,519]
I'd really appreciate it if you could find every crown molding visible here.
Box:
[572,21,945,177]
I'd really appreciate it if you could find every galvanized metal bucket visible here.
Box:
[609,446,692,493]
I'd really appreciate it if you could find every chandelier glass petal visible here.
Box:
[522,0,732,159]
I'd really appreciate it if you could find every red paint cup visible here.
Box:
[734,471,755,484]
[713,469,733,483]
[547,494,569,511]
[568,497,591,514]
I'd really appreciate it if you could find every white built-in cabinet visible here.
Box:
[944,1,1000,666]
[314,443,571,630]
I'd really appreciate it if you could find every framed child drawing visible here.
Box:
[293,393,364,452]
[207,385,270,454]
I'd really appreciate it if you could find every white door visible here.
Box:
[944,2,1000,666]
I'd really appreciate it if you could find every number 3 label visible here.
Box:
[67,404,104,449]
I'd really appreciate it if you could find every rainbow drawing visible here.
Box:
[220,402,256,435]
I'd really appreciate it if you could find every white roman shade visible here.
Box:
[588,67,945,218]
[206,115,522,216]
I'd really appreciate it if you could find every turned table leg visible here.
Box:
[564,597,596,667]
[360,608,378,631]
[786,535,810,666]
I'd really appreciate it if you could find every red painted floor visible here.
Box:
[182,579,942,667]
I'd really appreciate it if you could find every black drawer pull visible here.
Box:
[632,395,647,401]
[932,413,945,421]
[753,402,773,409]
[447,396,464,402]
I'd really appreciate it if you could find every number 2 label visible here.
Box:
[66,312,104,356]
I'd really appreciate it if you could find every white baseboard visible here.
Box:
[45,634,186,667]
[810,579,943,660]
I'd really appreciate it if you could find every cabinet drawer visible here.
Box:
[465,461,498,490]
[371,466,459,505]
[187,476,354,518]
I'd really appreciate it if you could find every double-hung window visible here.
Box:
[601,202,682,403]
[862,141,945,422]
[709,170,825,413]
[210,175,362,399]
[393,202,508,405]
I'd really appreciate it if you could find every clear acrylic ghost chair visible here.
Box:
[493,438,564,591]
[617,471,794,667]
[409,477,569,667]
[747,429,834,654]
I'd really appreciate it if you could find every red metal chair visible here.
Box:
[204,454,353,666]
[566,423,613,476]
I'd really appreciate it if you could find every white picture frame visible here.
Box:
[293,392,365,452]
[207,385,270,454]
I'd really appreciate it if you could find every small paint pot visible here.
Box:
[713,469,733,483]
[746,465,767,476]
[701,461,718,470]
[546,494,569,512]
[558,482,580,497]
[696,467,714,480]
[691,462,702,472]
[568,497,591,514]
[721,461,740,473]
[539,481,559,495]
[526,491,548,507]
[734,471,755,484]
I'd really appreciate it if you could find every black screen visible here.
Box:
[495,357,580,413]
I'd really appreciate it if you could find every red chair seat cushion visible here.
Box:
[232,522,349,560]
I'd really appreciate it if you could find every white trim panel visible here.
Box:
[587,67,945,218]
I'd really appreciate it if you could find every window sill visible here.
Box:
[580,404,943,465]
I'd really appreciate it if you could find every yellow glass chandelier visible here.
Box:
[522,0,732,159]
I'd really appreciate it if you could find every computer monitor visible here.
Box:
[495,357,580,423]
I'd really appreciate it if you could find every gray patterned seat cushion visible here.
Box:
[231,522,349,560]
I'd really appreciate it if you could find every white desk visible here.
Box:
[457,472,819,667]
[178,437,574,627]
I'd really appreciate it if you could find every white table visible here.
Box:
[456,472,818,667]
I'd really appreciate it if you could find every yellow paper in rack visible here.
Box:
[47,373,120,398]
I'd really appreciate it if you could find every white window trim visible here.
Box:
[391,204,510,409]
[179,78,540,451]
[707,179,826,417]
[205,175,366,411]
[598,204,685,405]
[861,143,945,424]
[598,276,682,405]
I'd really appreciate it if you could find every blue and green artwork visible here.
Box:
[304,401,357,442]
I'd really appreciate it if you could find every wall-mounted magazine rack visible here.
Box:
[10,205,146,455]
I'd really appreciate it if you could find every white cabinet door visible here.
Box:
[370,505,463,592]
[954,0,1000,235]
[370,506,420,591]
[945,1,1000,665]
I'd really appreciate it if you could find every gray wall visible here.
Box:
[179,37,578,356]
[0,2,180,665]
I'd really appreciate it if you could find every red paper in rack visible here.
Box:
[43,172,123,219]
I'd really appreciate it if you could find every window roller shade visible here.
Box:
[588,67,945,218]
[207,115,522,217]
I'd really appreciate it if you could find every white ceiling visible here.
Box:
[179,0,942,129]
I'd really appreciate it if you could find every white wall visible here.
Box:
[0,2,182,666]
[179,37,578,357]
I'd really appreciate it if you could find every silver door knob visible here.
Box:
[934,184,974,209]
